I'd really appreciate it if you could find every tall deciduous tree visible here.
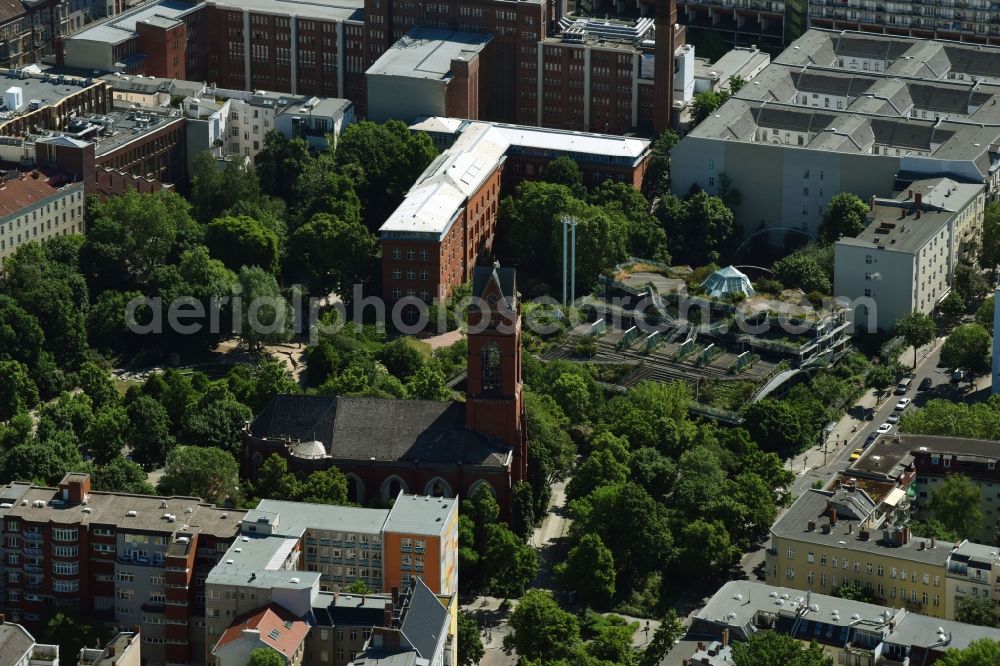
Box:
[0,360,38,422]
[458,612,485,666]
[83,189,199,288]
[894,311,938,369]
[503,590,581,662]
[954,597,998,628]
[772,251,831,294]
[235,266,292,350]
[289,213,378,298]
[640,610,685,666]
[246,648,286,666]
[643,129,679,199]
[938,639,1000,665]
[818,193,869,243]
[190,151,262,223]
[540,156,586,198]
[205,215,281,275]
[980,201,1000,275]
[556,533,616,607]
[334,120,439,231]
[940,323,991,383]
[731,630,832,666]
[157,446,241,505]
[255,131,312,202]
[929,473,985,540]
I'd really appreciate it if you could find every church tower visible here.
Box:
[465,264,528,484]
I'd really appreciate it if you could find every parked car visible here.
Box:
[886,413,900,424]
[894,398,911,411]
[877,422,894,434]
[864,432,881,447]
[894,378,912,395]
[918,377,932,391]
[952,368,968,382]
[850,448,863,461]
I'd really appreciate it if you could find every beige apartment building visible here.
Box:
[0,169,85,259]
[834,178,984,332]
[767,481,1000,622]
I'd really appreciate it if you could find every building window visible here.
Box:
[480,342,501,394]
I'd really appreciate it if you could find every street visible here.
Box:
[742,333,991,579]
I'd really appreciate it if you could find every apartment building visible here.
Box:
[808,0,1000,45]
[688,580,1000,666]
[382,117,651,304]
[0,167,84,259]
[766,475,1000,623]
[79,631,141,666]
[678,0,792,53]
[206,576,453,666]
[834,178,984,332]
[183,88,354,168]
[205,496,458,666]
[0,473,247,666]
[672,29,1000,247]
[0,618,59,666]
[59,0,682,135]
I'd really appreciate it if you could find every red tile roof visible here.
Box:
[214,604,309,659]
[0,170,72,218]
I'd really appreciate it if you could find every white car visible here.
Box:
[894,398,911,411]
[886,413,900,424]
[877,422,893,434]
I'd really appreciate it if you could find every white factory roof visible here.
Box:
[380,122,508,238]
[382,118,651,238]
[366,27,493,80]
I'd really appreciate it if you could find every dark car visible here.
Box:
[918,377,932,391]
[864,432,880,448]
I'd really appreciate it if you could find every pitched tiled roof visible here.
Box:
[0,624,34,666]
[0,0,24,24]
[249,395,511,468]
[400,578,449,659]
[214,604,308,659]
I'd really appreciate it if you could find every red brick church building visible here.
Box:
[241,265,528,518]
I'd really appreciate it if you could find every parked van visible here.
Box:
[894,377,912,395]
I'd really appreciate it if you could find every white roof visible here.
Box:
[366,27,493,80]
[410,117,464,135]
[380,122,508,238]
[72,0,194,44]
[382,118,651,238]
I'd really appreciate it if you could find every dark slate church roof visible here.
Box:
[249,394,510,468]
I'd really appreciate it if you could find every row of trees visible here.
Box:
[520,357,792,614]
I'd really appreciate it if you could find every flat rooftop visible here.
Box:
[207,0,365,23]
[1,71,103,115]
[0,169,81,219]
[0,483,246,539]
[839,178,983,254]
[382,494,455,537]
[851,432,1000,481]
[695,580,1000,652]
[367,28,492,80]
[71,0,195,45]
[772,488,957,566]
[255,499,389,537]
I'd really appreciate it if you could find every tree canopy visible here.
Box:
[817,193,869,243]
[929,474,985,541]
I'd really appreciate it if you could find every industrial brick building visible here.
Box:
[381,117,651,306]
[59,0,683,135]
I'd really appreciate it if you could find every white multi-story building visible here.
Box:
[0,169,85,260]
[834,178,983,332]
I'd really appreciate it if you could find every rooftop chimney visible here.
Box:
[807,520,816,531]
[907,189,913,200]
[830,507,838,526]
[848,523,853,534]
[860,529,870,541]
[915,192,923,210]
[722,629,729,647]
[931,537,935,549]
[870,194,877,214]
